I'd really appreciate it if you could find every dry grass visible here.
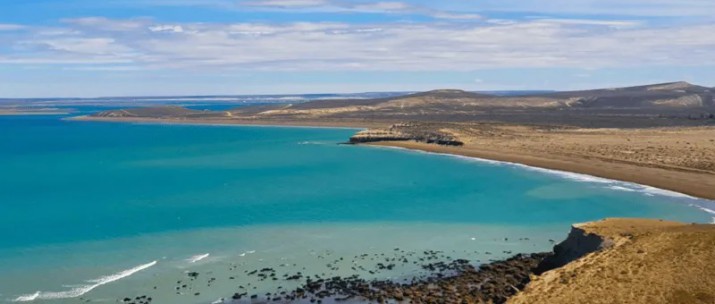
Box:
[508,219,715,304]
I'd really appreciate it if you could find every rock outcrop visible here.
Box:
[534,222,612,273]
[349,122,464,146]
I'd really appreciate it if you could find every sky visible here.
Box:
[0,0,714,97]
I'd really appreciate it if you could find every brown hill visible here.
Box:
[537,81,714,108]
[89,81,715,128]
[283,82,713,112]
[254,82,713,120]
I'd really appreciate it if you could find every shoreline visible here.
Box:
[70,116,715,201]
[364,141,715,201]
[363,143,715,223]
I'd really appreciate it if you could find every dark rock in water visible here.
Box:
[232,252,552,304]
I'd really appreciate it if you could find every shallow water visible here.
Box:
[0,114,712,303]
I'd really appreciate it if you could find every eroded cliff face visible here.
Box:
[509,218,715,304]
[534,223,612,274]
[349,122,464,146]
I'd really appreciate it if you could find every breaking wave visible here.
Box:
[187,253,210,263]
[13,261,157,302]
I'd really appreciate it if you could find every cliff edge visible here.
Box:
[510,218,715,304]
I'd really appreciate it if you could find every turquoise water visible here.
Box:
[0,114,713,303]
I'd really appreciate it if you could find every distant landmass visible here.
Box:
[89,81,715,128]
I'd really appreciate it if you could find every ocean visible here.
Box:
[0,112,713,303]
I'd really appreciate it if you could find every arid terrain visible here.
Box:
[509,218,715,304]
[86,81,715,129]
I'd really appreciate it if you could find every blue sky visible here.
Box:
[0,0,714,97]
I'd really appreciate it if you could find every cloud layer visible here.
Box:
[0,0,714,97]
[1,16,713,72]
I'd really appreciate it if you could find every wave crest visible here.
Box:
[13,261,157,302]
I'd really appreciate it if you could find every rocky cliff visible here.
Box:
[534,222,613,273]
[349,122,464,146]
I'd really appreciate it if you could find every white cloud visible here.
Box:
[353,1,412,11]
[1,18,714,71]
[469,0,715,17]
[0,24,25,31]
[25,38,132,55]
[149,25,185,33]
[114,0,715,18]
[244,0,328,7]
[533,19,641,28]
[62,17,149,31]
[241,0,481,20]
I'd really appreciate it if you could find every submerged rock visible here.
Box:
[270,253,550,304]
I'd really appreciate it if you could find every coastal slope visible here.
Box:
[509,218,715,304]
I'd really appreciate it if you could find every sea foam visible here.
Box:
[187,253,210,263]
[12,261,157,302]
[691,205,715,223]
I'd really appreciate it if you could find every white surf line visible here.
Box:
[12,261,157,302]
[692,205,715,224]
[187,253,210,263]
[367,144,711,202]
[238,250,257,257]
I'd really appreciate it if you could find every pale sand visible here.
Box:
[509,218,715,304]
